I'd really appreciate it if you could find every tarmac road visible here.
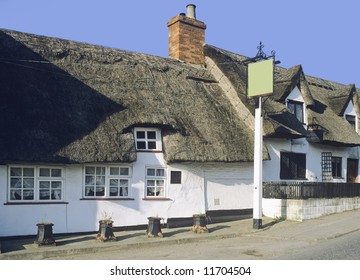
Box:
[2,208,360,260]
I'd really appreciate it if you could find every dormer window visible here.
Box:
[134,128,162,151]
[287,100,304,123]
[345,114,356,130]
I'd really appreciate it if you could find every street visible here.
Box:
[46,223,360,260]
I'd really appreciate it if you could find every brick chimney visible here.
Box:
[167,4,207,65]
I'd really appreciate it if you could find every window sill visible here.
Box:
[80,198,135,201]
[142,198,172,201]
[4,202,69,205]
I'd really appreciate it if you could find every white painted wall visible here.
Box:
[0,154,254,237]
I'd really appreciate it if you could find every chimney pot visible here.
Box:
[186,4,196,19]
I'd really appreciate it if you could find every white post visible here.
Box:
[253,97,263,229]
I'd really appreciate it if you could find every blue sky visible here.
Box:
[1,0,359,86]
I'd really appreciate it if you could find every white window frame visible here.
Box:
[83,165,131,198]
[145,166,166,198]
[8,166,64,202]
[134,128,162,152]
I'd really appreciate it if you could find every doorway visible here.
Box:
[347,158,359,183]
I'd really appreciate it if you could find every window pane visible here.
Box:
[295,104,304,123]
[10,178,21,188]
[10,168,22,177]
[156,169,165,177]
[96,167,105,175]
[148,141,157,150]
[120,179,128,187]
[39,168,50,177]
[40,190,50,200]
[85,187,94,196]
[120,168,129,176]
[23,178,34,188]
[23,190,34,200]
[157,187,165,197]
[85,175,95,185]
[96,176,105,186]
[10,190,22,200]
[51,168,62,177]
[51,189,62,200]
[39,181,50,189]
[147,187,156,196]
[109,187,119,196]
[85,166,95,175]
[136,131,145,139]
[287,102,295,113]
[110,179,119,187]
[147,180,155,186]
[147,131,156,139]
[137,141,146,149]
[156,180,165,187]
[110,167,119,175]
[147,169,155,176]
[51,181,62,189]
[120,187,128,196]
[23,168,34,177]
[96,187,105,196]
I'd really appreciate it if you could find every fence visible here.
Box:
[263,181,360,200]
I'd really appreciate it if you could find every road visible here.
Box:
[46,228,360,260]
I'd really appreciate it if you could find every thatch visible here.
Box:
[204,44,360,147]
[0,29,257,164]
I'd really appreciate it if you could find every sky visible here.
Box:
[0,0,359,86]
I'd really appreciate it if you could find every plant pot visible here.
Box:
[34,222,56,247]
[96,219,117,242]
[146,217,163,238]
[191,214,208,233]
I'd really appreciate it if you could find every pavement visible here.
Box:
[1,209,360,260]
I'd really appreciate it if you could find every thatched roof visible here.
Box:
[204,45,360,147]
[0,29,258,164]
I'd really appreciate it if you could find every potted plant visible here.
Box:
[96,212,117,242]
[146,216,163,238]
[34,221,56,247]
[191,214,208,233]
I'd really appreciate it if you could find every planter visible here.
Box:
[34,222,56,247]
[146,217,163,238]
[191,214,208,233]
[96,220,117,242]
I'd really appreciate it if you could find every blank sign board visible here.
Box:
[247,59,274,98]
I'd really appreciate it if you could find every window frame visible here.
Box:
[145,166,167,198]
[8,166,64,203]
[287,100,305,124]
[345,114,356,131]
[134,128,162,152]
[280,152,307,180]
[83,165,131,199]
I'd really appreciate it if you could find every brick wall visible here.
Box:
[167,14,206,65]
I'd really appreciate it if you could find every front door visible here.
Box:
[347,159,359,183]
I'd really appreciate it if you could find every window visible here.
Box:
[331,157,342,178]
[345,114,356,130]
[134,128,162,151]
[321,152,332,181]
[84,166,130,198]
[280,152,306,179]
[146,167,166,197]
[287,100,304,123]
[170,171,182,184]
[9,166,63,202]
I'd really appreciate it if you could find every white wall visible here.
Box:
[0,155,254,237]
